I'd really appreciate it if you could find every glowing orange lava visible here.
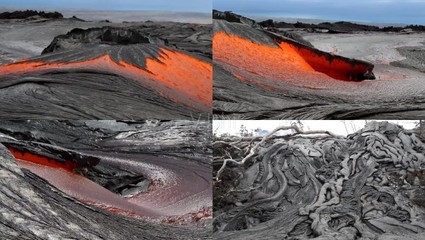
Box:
[213,32,373,83]
[213,32,315,79]
[142,49,212,107]
[8,147,78,172]
[279,41,373,81]
[0,48,212,110]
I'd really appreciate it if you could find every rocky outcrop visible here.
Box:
[213,10,257,26]
[42,27,166,54]
[0,10,63,19]
[258,18,425,34]
[213,122,425,239]
[41,22,212,58]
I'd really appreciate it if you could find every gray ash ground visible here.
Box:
[213,11,425,120]
[0,13,212,120]
[0,120,212,239]
[213,122,425,240]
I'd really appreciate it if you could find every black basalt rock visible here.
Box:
[42,26,166,54]
[0,10,63,19]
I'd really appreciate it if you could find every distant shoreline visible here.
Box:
[0,8,211,24]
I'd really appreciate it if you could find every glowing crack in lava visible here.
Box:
[213,32,374,87]
[8,147,79,171]
[0,48,212,111]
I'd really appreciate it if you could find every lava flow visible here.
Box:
[6,146,211,221]
[7,147,161,217]
[8,147,79,172]
[213,32,374,84]
[277,40,374,81]
[0,48,212,111]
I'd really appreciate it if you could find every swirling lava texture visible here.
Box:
[213,11,425,120]
[213,122,425,240]
[0,43,211,120]
[0,120,211,239]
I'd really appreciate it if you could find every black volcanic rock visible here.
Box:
[263,19,425,34]
[71,15,86,22]
[42,27,162,54]
[258,19,275,28]
[316,21,380,33]
[42,23,212,58]
[214,11,313,47]
[213,10,256,26]
[258,20,295,29]
[75,164,150,197]
[213,122,425,239]
[0,10,63,19]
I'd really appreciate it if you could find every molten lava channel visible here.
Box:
[8,147,161,217]
[0,48,212,111]
[8,147,78,172]
[213,32,374,87]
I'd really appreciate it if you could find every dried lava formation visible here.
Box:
[0,120,212,239]
[0,23,212,119]
[213,122,425,240]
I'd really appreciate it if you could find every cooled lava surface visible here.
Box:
[0,120,212,239]
[213,11,425,119]
[0,18,212,119]
[213,122,425,240]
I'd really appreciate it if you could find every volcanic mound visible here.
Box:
[0,21,212,119]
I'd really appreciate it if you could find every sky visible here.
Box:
[213,120,419,137]
[0,0,211,13]
[214,0,425,25]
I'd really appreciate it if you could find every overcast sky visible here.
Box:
[0,0,211,13]
[214,0,425,24]
[213,120,419,137]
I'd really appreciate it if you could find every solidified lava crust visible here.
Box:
[213,122,425,240]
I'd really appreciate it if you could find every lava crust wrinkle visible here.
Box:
[213,122,425,240]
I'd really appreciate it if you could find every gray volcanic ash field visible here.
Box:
[213,122,425,239]
[0,12,212,119]
[0,120,212,239]
[213,11,425,120]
